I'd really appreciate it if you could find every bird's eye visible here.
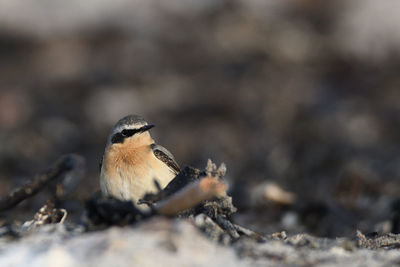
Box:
[121,129,136,137]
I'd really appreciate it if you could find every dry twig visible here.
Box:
[0,154,84,212]
[154,177,227,216]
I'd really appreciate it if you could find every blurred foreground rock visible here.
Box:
[2,218,400,267]
[0,219,242,267]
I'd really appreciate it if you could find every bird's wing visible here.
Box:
[151,143,181,175]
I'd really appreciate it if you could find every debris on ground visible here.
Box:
[2,155,400,266]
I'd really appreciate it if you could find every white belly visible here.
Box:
[100,158,176,205]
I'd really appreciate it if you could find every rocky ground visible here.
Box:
[1,157,400,267]
[2,218,400,267]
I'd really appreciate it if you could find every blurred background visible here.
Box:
[0,0,400,237]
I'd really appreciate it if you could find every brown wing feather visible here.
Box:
[151,144,180,174]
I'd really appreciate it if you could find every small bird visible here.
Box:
[99,115,180,205]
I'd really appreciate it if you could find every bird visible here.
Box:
[99,115,180,206]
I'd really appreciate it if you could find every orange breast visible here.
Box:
[100,135,175,203]
[103,142,150,178]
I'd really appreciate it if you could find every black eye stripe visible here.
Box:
[111,125,153,144]
[121,129,137,137]
[111,133,124,144]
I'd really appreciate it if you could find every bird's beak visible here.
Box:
[140,124,155,132]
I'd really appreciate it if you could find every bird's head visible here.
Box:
[107,115,155,146]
